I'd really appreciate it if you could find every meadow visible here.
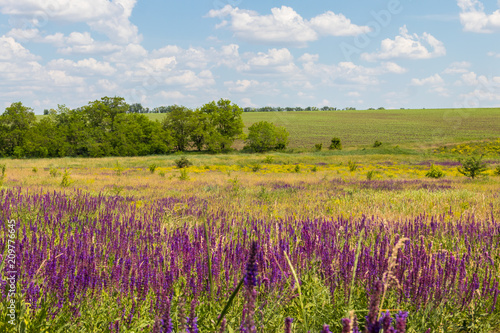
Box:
[3,108,500,332]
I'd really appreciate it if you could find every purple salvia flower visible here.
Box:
[380,311,392,331]
[395,311,408,333]
[284,317,293,333]
[242,242,258,333]
[341,318,351,333]
[219,317,227,333]
[321,324,332,333]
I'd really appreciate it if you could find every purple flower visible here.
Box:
[341,318,351,333]
[380,311,392,331]
[284,317,293,333]
[395,311,408,333]
[321,324,332,333]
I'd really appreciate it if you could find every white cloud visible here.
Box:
[361,25,446,61]
[308,11,371,36]
[47,58,116,76]
[457,0,500,33]
[244,48,298,74]
[163,70,215,89]
[443,61,471,74]
[0,0,141,43]
[487,51,500,58]
[224,79,259,93]
[207,5,369,46]
[411,74,444,86]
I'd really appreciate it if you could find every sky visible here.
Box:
[0,0,500,113]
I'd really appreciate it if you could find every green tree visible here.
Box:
[0,102,36,157]
[458,156,488,179]
[200,99,244,151]
[162,105,194,151]
[245,121,289,152]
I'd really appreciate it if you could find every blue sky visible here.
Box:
[0,0,499,113]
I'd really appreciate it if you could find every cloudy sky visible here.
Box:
[0,0,499,113]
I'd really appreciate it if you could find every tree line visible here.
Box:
[0,97,289,158]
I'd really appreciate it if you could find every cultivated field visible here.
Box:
[3,108,500,332]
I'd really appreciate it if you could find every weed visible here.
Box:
[329,137,342,150]
[60,170,72,187]
[114,161,124,176]
[159,171,166,177]
[179,168,189,181]
[294,165,301,173]
[32,167,38,173]
[314,143,322,151]
[311,166,318,172]
[50,168,59,177]
[348,161,358,172]
[252,164,261,172]
[148,163,158,174]
[373,140,382,147]
[263,156,274,164]
[366,170,376,180]
[175,157,192,169]
[426,164,445,179]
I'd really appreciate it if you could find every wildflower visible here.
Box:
[242,241,258,333]
[284,317,293,333]
[341,318,351,333]
[321,324,332,333]
[395,311,408,333]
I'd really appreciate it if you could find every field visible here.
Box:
[3,108,500,332]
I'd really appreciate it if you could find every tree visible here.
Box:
[200,99,244,151]
[0,102,36,157]
[163,105,194,151]
[245,121,289,152]
[458,156,488,179]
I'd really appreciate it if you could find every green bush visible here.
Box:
[373,140,382,147]
[175,157,192,169]
[245,121,289,152]
[314,143,322,151]
[494,165,500,176]
[426,164,445,178]
[348,161,358,172]
[251,164,261,172]
[49,168,59,177]
[148,163,158,174]
[366,170,375,180]
[263,156,274,164]
[60,170,72,187]
[179,168,189,180]
[458,156,488,179]
[329,137,342,150]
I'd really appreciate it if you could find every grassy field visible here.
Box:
[3,109,500,332]
[148,108,500,149]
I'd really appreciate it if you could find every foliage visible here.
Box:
[348,160,358,172]
[148,163,158,174]
[314,143,323,151]
[60,169,72,187]
[329,137,342,150]
[425,164,446,179]
[179,168,189,180]
[175,157,192,168]
[373,140,382,148]
[458,156,488,179]
[245,121,289,152]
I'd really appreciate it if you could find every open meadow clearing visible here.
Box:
[1,146,500,332]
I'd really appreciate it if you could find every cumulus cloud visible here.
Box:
[224,79,259,93]
[411,74,444,86]
[0,0,141,43]
[244,48,298,74]
[443,61,471,74]
[361,25,446,61]
[206,5,370,46]
[457,0,500,33]
[47,58,116,76]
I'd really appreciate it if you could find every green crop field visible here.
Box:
[130,108,500,149]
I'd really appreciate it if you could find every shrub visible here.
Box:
[373,140,382,148]
[366,170,375,180]
[32,167,38,173]
[251,164,261,172]
[175,157,192,169]
[148,163,158,174]
[314,143,322,151]
[179,168,189,180]
[50,168,59,177]
[158,171,166,177]
[458,156,488,179]
[294,165,300,173]
[426,164,445,179]
[263,156,274,164]
[245,121,289,152]
[114,162,124,176]
[494,165,500,176]
[311,166,317,172]
[60,170,72,187]
[329,137,342,150]
[348,161,358,172]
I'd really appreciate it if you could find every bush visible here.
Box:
[426,164,445,179]
[373,140,382,148]
[494,165,500,176]
[148,163,158,174]
[245,121,289,152]
[314,143,322,151]
[366,170,375,180]
[458,156,488,179]
[263,156,274,164]
[251,164,261,172]
[50,168,59,177]
[175,157,192,169]
[60,170,72,187]
[348,160,358,172]
[179,169,189,180]
[329,137,342,150]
